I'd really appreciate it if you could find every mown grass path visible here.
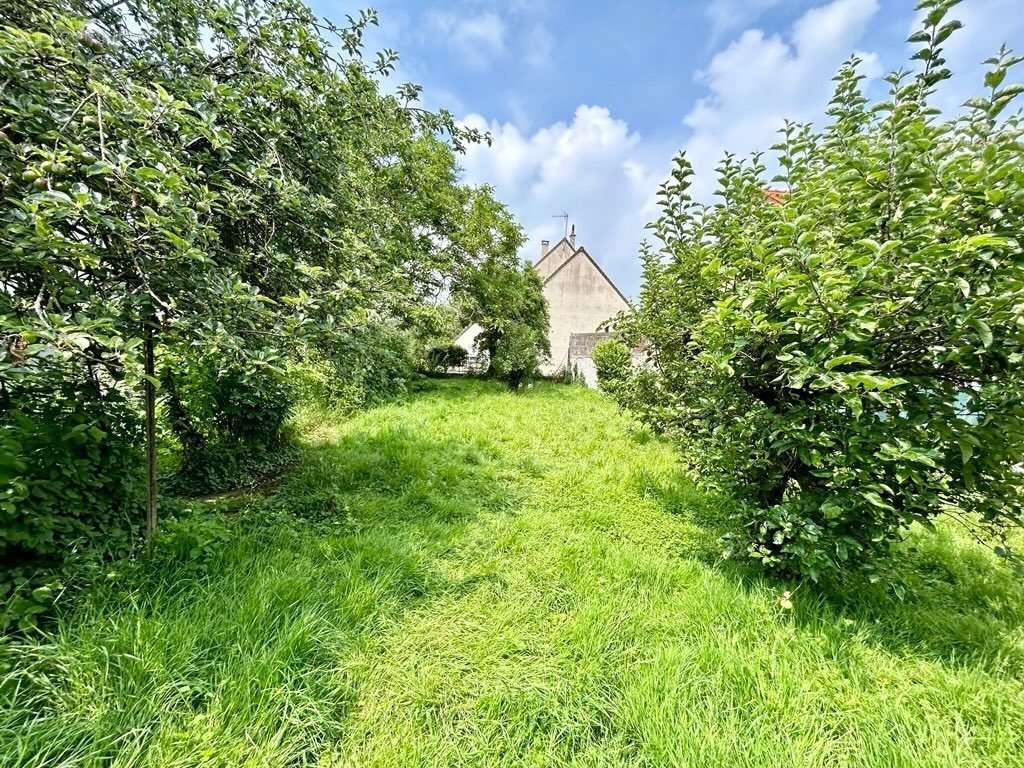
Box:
[4,380,1024,767]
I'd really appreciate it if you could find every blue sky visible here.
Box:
[308,0,1024,295]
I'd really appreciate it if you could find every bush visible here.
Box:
[163,351,295,494]
[491,324,540,390]
[592,339,631,394]
[620,4,1024,580]
[291,325,419,413]
[426,344,469,372]
[1,375,141,630]
[554,362,584,385]
[326,325,418,408]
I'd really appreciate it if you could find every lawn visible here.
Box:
[3,378,1023,767]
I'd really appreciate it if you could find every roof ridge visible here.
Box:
[533,236,574,271]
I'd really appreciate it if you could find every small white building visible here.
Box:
[454,228,631,385]
[453,322,486,357]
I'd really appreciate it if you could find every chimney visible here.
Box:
[569,224,576,248]
[540,239,550,260]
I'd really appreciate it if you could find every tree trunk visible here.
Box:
[144,319,157,539]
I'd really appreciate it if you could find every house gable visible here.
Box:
[533,237,576,280]
[543,246,630,306]
[452,233,631,380]
[541,246,630,372]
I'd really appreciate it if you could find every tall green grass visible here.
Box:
[3,379,1022,766]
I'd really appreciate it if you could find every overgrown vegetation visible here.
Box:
[591,338,631,395]
[489,322,541,389]
[425,343,469,373]
[0,0,540,628]
[608,0,1024,581]
[454,256,550,375]
[2,379,1021,766]
[161,349,295,494]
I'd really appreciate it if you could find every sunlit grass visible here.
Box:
[3,378,1023,766]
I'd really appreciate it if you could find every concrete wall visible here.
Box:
[567,332,613,388]
[573,357,599,388]
[540,250,630,375]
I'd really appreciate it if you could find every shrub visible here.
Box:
[426,344,469,372]
[620,3,1024,580]
[325,325,418,409]
[592,339,631,394]
[1,374,141,630]
[491,324,540,390]
[287,355,341,407]
[162,351,295,494]
[554,362,584,386]
[291,325,419,412]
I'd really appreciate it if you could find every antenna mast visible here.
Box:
[552,212,568,239]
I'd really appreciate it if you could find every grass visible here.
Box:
[3,378,1023,767]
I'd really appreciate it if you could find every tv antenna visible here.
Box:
[552,212,569,238]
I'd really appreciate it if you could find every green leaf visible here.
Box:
[824,354,871,371]
[958,436,974,465]
[971,319,993,348]
[984,68,1007,89]
[963,234,1007,251]
[861,490,893,510]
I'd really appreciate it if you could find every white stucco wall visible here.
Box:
[453,323,484,355]
[573,357,599,388]
[540,249,630,375]
[453,239,629,378]
[534,239,576,281]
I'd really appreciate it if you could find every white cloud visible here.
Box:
[524,24,554,68]
[909,0,1024,113]
[446,0,1023,296]
[706,0,783,42]
[429,11,506,69]
[682,0,881,199]
[451,0,885,293]
[458,106,669,296]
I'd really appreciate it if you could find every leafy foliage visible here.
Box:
[616,1,1024,580]
[321,324,419,408]
[0,0,521,628]
[291,325,418,412]
[592,339,631,395]
[490,323,541,390]
[426,344,469,372]
[161,350,294,494]
[455,257,550,370]
[1,374,141,629]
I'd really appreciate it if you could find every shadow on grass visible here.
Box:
[631,468,736,562]
[269,423,517,527]
[635,470,1024,675]
[800,529,1024,674]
